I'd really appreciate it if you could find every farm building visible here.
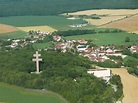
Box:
[87,68,111,82]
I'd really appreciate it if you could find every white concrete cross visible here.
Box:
[32,51,42,74]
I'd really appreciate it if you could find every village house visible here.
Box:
[53,35,61,41]
[55,41,74,52]
[78,39,87,44]
[129,45,138,53]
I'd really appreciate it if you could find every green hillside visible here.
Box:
[0,0,138,16]
[0,83,66,103]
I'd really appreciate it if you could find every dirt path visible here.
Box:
[110,68,138,103]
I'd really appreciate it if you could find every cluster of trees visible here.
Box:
[0,48,122,103]
[52,29,124,37]
[52,29,96,36]
[122,48,138,75]
[93,59,122,68]
[124,57,138,75]
[98,29,123,33]
[110,75,123,99]
[0,0,138,17]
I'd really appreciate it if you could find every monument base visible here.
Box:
[31,71,42,74]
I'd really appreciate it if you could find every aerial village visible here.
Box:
[1,30,138,82]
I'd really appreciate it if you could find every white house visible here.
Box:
[77,45,89,52]
[87,68,111,82]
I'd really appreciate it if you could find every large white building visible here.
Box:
[87,68,111,82]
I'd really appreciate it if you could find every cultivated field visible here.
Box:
[67,9,138,30]
[17,26,57,32]
[0,31,26,39]
[85,16,124,26]
[0,24,18,34]
[102,14,138,33]
[0,83,66,103]
[68,9,138,16]
[110,68,138,103]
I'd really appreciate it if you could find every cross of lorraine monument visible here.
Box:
[32,51,42,74]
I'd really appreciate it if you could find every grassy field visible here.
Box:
[33,42,54,49]
[0,83,66,103]
[0,31,27,39]
[0,24,18,34]
[0,16,91,31]
[17,26,57,32]
[65,32,138,46]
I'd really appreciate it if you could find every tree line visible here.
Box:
[52,29,124,37]
[0,0,138,17]
[0,48,123,103]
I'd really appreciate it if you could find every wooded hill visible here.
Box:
[0,48,123,103]
[0,0,138,16]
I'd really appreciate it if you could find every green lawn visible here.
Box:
[0,31,27,39]
[0,16,92,30]
[0,83,66,103]
[33,42,54,49]
[65,32,138,46]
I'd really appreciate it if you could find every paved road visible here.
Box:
[110,68,138,103]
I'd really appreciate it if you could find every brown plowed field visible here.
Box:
[102,15,138,32]
[0,24,18,34]
[110,68,138,103]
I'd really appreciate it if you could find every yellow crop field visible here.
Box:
[17,26,57,32]
[68,9,138,16]
[67,9,138,28]
[0,24,18,34]
[85,16,125,26]
[111,68,138,103]
[102,15,138,32]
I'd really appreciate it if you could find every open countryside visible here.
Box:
[111,68,138,103]
[0,1,138,103]
[0,16,89,31]
[67,9,138,33]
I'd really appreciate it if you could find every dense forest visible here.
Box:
[0,47,123,103]
[0,0,138,16]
